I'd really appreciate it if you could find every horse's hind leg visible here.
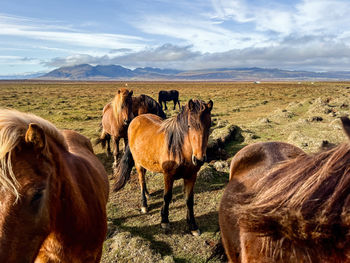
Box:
[173,99,177,110]
[184,175,200,236]
[136,164,149,213]
[164,101,167,110]
[161,174,174,230]
[177,99,180,110]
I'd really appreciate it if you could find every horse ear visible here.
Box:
[117,89,121,94]
[188,99,195,111]
[207,100,213,112]
[341,117,350,139]
[25,123,47,152]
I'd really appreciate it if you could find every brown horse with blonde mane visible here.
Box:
[114,99,213,235]
[219,117,350,262]
[0,109,109,263]
[97,88,134,168]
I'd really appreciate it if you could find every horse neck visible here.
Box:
[48,139,104,236]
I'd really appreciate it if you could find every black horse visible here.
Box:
[158,90,180,110]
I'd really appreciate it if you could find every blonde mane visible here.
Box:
[0,109,67,199]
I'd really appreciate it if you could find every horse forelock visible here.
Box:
[159,100,208,161]
[0,109,67,199]
[238,142,350,261]
[112,88,132,119]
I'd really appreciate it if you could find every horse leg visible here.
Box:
[177,100,180,110]
[161,174,174,230]
[136,164,148,213]
[164,101,167,110]
[112,137,120,170]
[184,176,200,236]
[106,134,111,156]
[173,99,176,110]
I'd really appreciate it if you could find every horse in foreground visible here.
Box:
[219,117,350,262]
[114,99,213,235]
[0,109,109,263]
[158,90,180,110]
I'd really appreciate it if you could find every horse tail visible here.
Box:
[113,144,134,191]
[94,130,110,149]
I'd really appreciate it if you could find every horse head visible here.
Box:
[0,122,55,262]
[115,88,134,126]
[186,99,213,166]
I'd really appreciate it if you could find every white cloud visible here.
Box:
[0,13,146,51]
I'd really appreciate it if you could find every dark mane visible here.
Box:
[140,94,166,119]
[159,100,204,162]
[238,142,350,261]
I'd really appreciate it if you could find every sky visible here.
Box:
[1,0,350,76]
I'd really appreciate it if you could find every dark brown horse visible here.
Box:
[219,117,350,262]
[97,88,134,168]
[114,99,213,235]
[0,109,109,263]
[132,94,166,119]
[158,90,180,110]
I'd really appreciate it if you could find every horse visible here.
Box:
[0,109,109,263]
[96,88,134,168]
[158,90,180,110]
[219,117,350,262]
[114,99,213,236]
[132,94,166,119]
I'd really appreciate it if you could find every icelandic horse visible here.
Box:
[0,109,109,262]
[114,99,213,235]
[219,117,350,262]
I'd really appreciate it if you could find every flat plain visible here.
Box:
[1,80,350,262]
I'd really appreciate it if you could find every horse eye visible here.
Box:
[31,190,43,206]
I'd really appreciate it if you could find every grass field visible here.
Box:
[1,80,350,262]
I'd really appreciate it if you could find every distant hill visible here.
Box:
[11,64,350,80]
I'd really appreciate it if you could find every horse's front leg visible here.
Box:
[112,137,120,170]
[161,174,174,230]
[164,101,168,110]
[184,175,200,236]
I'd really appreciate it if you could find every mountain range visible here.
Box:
[3,64,350,80]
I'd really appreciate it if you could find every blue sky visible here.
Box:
[1,0,350,75]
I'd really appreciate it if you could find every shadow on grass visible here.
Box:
[113,211,220,258]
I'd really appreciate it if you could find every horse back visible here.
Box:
[128,114,167,173]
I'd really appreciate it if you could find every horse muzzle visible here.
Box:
[192,155,207,167]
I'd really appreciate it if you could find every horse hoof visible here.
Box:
[161,223,170,229]
[191,229,201,236]
[141,207,147,214]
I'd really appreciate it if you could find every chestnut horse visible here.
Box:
[97,88,133,168]
[219,117,350,262]
[0,109,109,263]
[114,99,213,235]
